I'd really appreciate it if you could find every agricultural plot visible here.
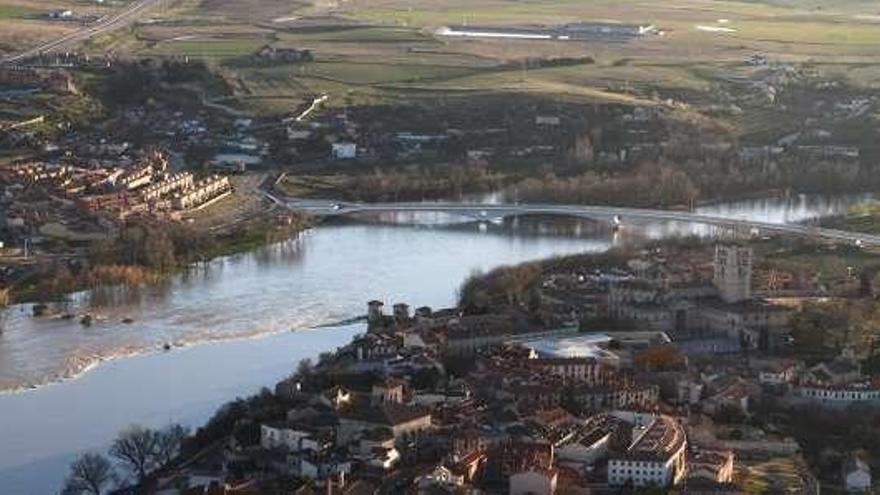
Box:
[0,3,39,19]
[278,26,431,44]
[6,0,879,123]
[144,37,267,58]
[300,61,479,85]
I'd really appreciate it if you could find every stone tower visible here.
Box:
[367,300,384,323]
[714,245,752,303]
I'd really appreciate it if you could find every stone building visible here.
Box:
[714,245,752,304]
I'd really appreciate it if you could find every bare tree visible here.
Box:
[154,423,189,468]
[110,425,157,482]
[62,453,114,495]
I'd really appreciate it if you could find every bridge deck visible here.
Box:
[279,199,880,247]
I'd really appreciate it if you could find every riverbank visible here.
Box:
[0,220,607,392]
[0,219,614,493]
[820,200,880,236]
[4,192,875,393]
[2,193,879,492]
[0,324,362,494]
[460,232,880,359]
[276,173,880,222]
[5,191,877,392]
[7,210,311,306]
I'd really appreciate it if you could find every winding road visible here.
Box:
[1,0,161,65]
[282,199,880,247]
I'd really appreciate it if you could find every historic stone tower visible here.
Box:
[367,300,385,323]
[713,245,752,303]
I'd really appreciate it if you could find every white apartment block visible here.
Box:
[608,414,687,488]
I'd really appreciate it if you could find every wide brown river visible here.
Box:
[0,193,873,493]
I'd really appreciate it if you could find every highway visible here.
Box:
[282,199,880,247]
[1,0,162,65]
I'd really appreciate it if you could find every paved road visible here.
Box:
[1,0,161,65]
[283,200,880,247]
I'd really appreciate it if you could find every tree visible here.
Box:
[62,453,114,495]
[296,358,313,377]
[715,404,747,425]
[564,131,594,166]
[459,270,490,314]
[154,423,189,468]
[143,226,177,272]
[499,263,541,307]
[110,425,157,482]
[317,351,334,365]
[102,62,152,106]
[634,345,686,371]
[790,303,848,356]
[411,367,442,391]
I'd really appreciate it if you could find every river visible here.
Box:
[0,192,874,493]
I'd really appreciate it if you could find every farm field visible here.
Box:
[3,0,880,123]
[0,0,117,55]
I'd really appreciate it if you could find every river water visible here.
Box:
[0,192,874,493]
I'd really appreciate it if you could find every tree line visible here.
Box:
[21,213,310,303]
[62,423,188,495]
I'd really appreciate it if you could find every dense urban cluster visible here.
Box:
[4,1,880,493]
[0,150,231,246]
[101,243,872,494]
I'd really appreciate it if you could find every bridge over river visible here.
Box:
[280,199,880,247]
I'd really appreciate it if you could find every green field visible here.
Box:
[0,3,39,19]
[278,26,431,44]
[733,19,880,46]
[303,61,479,84]
[6,0,877,118]
[338,0,791,25]
[145,37,267,58]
